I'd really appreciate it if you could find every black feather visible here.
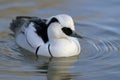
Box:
[47,17,59,26]
[33,20,48,43]
[10,16,59,43]
[10,16,48,43]
[33,17,59,43]
[62,27,72,36]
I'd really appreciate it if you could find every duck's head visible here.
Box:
[46,14,82,40]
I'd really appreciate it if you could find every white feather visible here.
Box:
[25,23,44,48]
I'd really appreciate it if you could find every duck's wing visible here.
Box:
[10,16,48,48]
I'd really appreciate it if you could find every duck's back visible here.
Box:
[10,16,48,52]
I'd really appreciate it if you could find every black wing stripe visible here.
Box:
[35,46,41,58]
[48,44,53,57]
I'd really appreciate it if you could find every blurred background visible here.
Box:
[0,0,120,80]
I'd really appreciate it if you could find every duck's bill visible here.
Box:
[70,31,83,39]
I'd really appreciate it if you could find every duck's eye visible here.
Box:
[47,17,59,26]
[62,27,72,36]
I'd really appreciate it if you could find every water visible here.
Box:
[0,0,120,80]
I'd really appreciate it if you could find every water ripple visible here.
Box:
[77,21,120,61]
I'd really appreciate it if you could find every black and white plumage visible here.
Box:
[10,14,82,57]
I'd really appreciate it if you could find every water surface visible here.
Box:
[0,0,120,80]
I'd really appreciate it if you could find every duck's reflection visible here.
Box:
[36,56,79,80]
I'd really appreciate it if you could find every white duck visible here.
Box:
[10,14,82,57]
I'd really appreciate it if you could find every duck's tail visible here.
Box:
[10,16,35,33]
[10,16,47,33]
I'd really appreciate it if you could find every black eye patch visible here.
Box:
[47,17,59,26]
[62,27,72,36]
